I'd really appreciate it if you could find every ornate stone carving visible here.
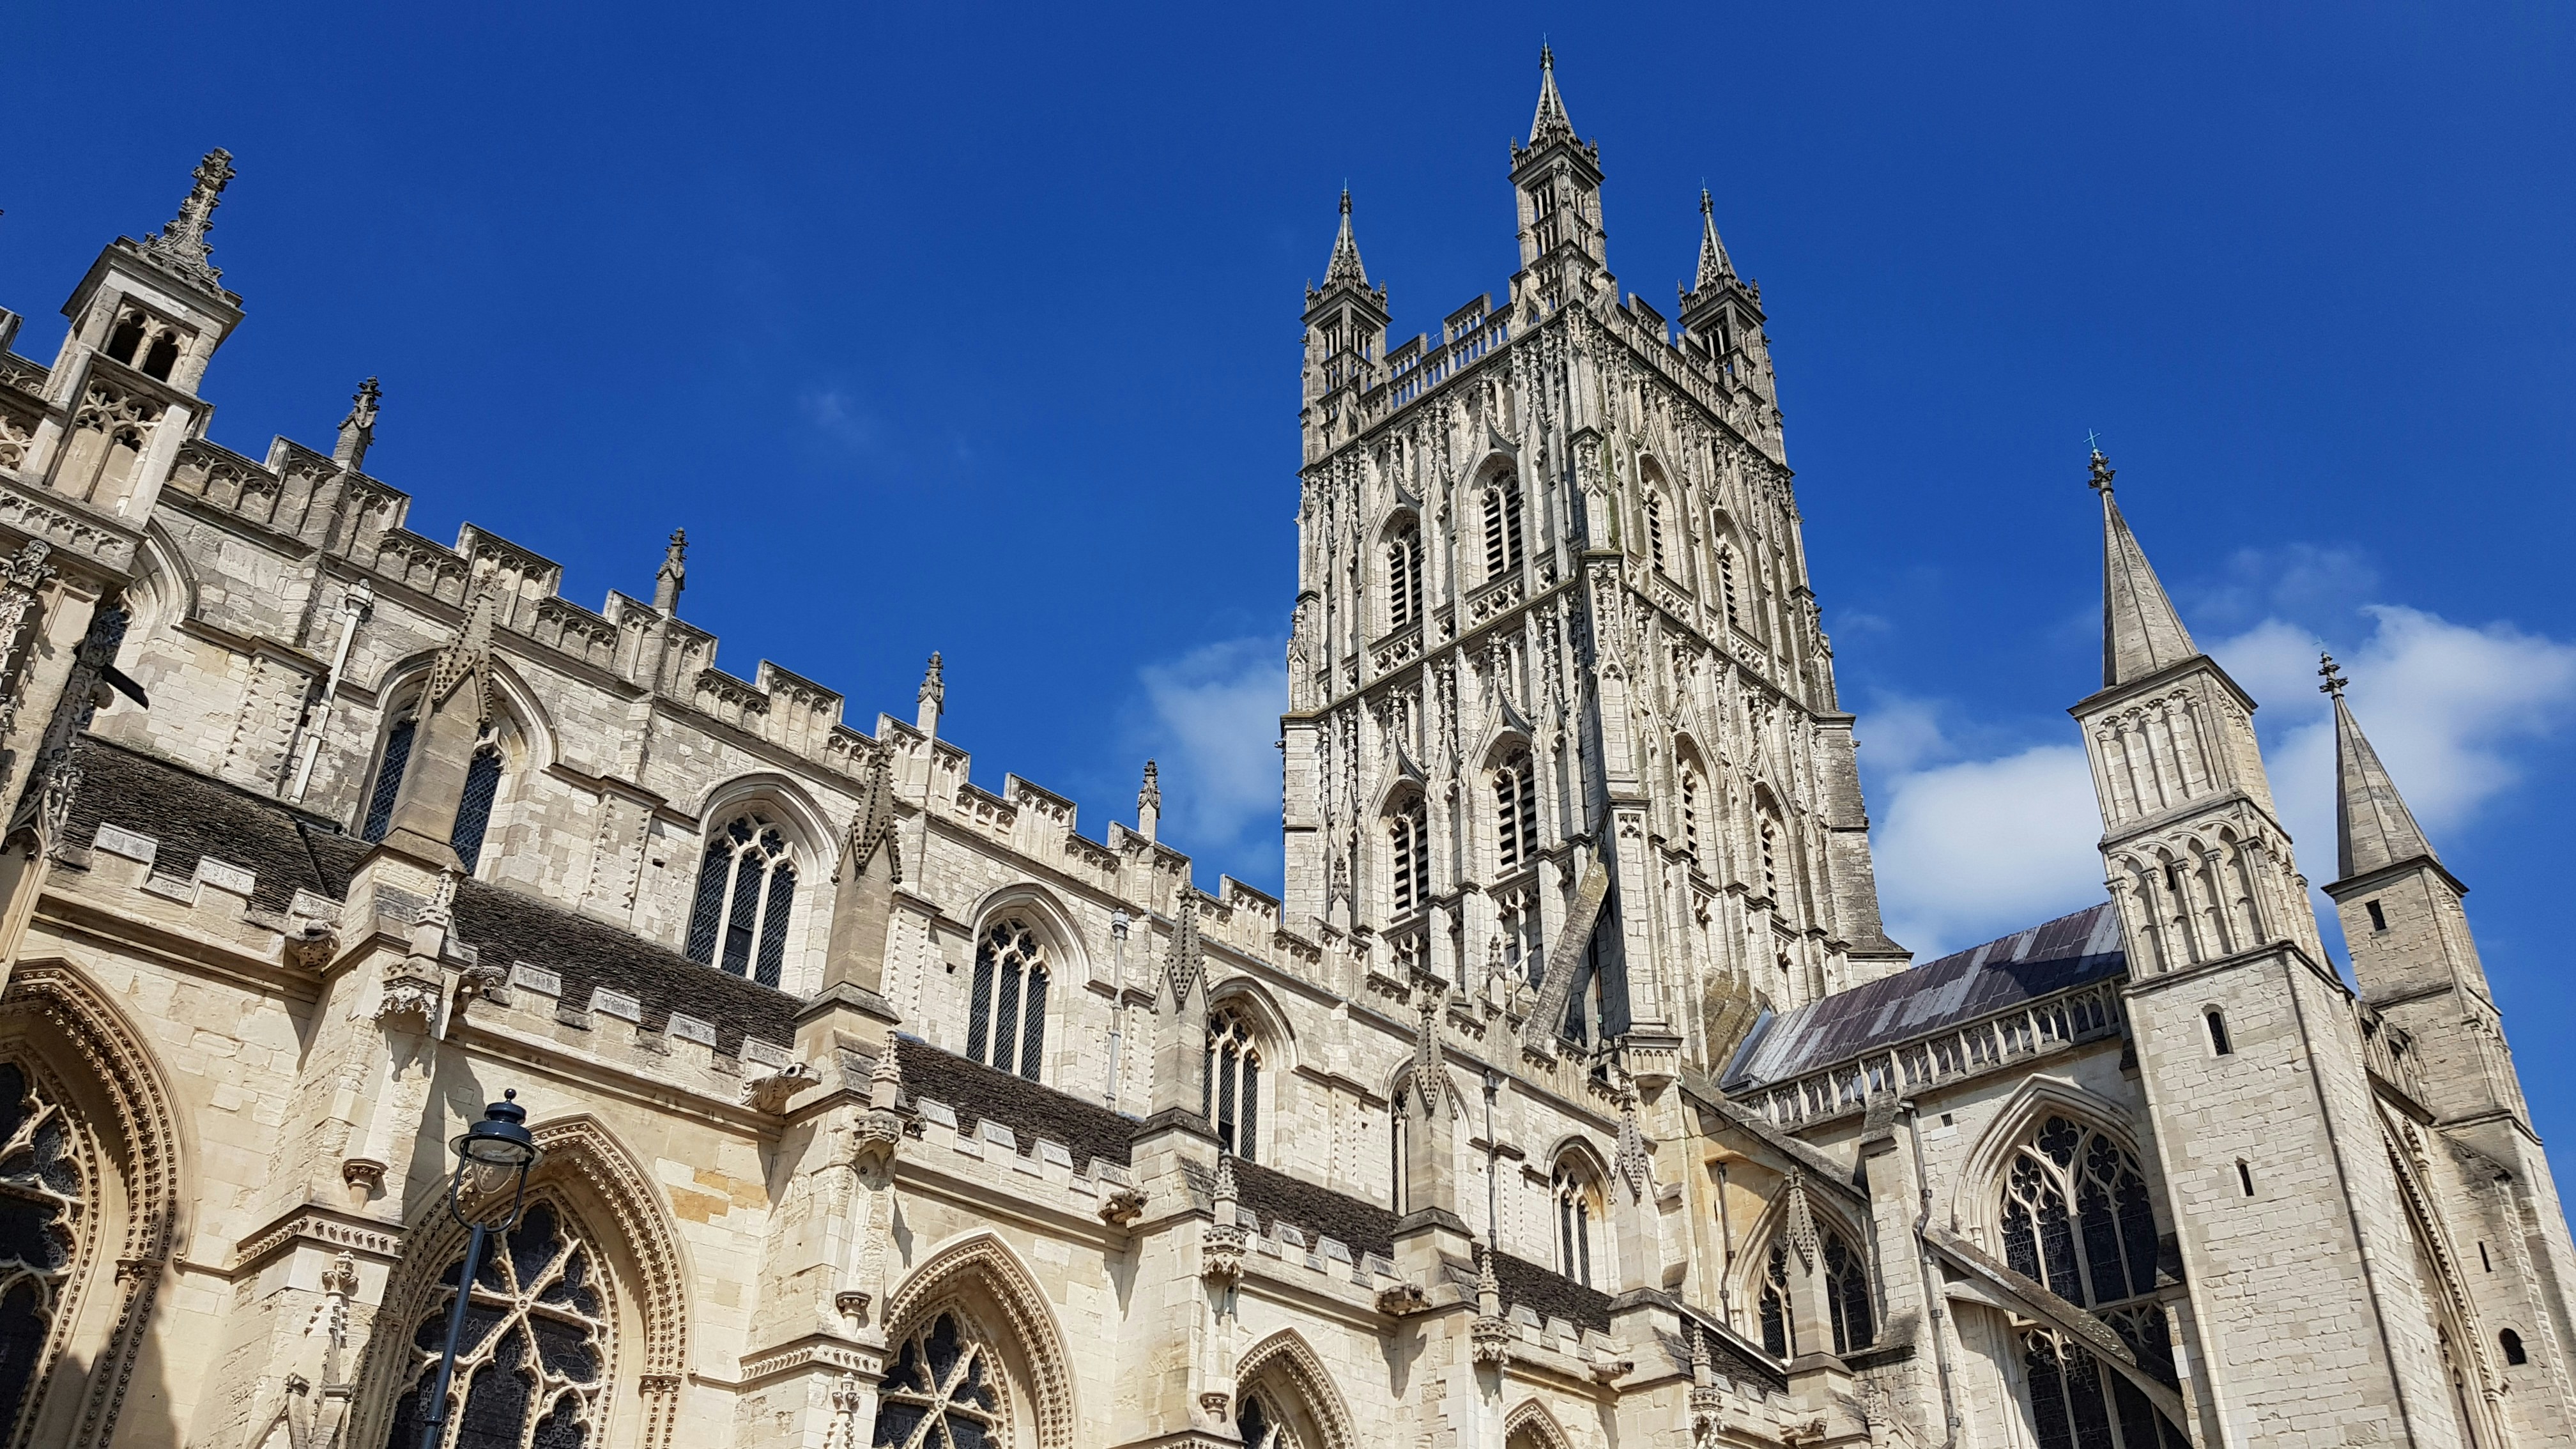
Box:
[284,916,339,970]
[339,1158,385,1195]
[141,148,236,288]
[1098,1186,1146,1227]
[1375,1282,1429,1317]
[740,1059,813,1114]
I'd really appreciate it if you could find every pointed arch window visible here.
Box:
[1645,493,1667,572]
[2020,1318,2189,1449]
[1386,523,1423,632]
[1494,749,1540,870]
[873,1310,1007,1449]
[383,1199,610,1449]
[685,813,799,988]
[1754,1220,1874,1358]
[1483,479,1524,579]
[1205,1008,1262,1161]
[1389,798,1429,916]
[1999,1116,2159,1308]
[0,1060,88,1443]
[1236,1386,1305,1449]
[1680,763,1703,866]
[1716,542,1742,628]
[362,715,509,873]
[362,717,416,842]
[965,918,1050,1082]
[1552,1159,1598,1288]
[1758,815,1780,900]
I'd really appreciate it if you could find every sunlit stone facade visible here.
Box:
[0,54,2564,1449]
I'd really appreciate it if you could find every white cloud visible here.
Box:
[1864,601,2576,963]
[1133,637,1286,859]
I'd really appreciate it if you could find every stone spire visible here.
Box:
[1529,43,1577,146]
[1322,189,1369,291]
[2322,654,2437,880]
[1137,760,1161,843]
[653,529,687,613]
[141,148,236,289]
[1693,187,1736,289]
[2090,448,2197,688]
[334,378,379,471]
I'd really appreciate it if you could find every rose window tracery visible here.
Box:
[0,1061,86,1441]
[384,1199,611,1449]
[873,1311,1008,1449]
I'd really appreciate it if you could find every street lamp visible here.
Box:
[418,1089,541,1449]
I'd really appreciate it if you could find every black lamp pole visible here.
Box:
[418,1089,540,1449]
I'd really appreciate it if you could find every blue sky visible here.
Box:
[7,6,2575,1141]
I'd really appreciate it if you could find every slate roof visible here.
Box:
[1721,902,2126,1091]
[64,738,800,1059]
[898,1036,1137,1177]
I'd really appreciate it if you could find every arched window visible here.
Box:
[684,813,799,988]
[874,1310,1006,1449]
[1386,522,1423,632]
[1716,544,1741,629]
[1206,1008,1262,1161]
[0,1060,88,1441]
[1388,798,1429,916]
[1758,815,1780,900]
[383,1199,610,1449]
[1999,1116,2158,1308]
[1494,749,1539,870]
[1680,762,1703,866]
[1235,1386,1305,1449]
[1754,1220,1874,1358]
[361,715,509,873]
[2501,1328,2527,1367]
[965,918,1050,1082]
[1552,1158,1599,1288]
[1482,479,1523,579]
[2021,1325,2188,1449]
[1645,493,1667,572]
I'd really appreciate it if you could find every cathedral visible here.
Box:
[0,50,2564,1449]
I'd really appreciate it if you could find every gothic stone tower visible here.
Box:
[2073,452,2552,1446]
[1278,50,1907,1093]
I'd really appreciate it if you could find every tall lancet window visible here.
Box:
[1386,523,1423,631]
[1389,798,1430,916]
[1753,1222,1874,1358]
[1717,543,1742,628]
[685,813,798,988]
[1204,1007,1262,1160]
[1552,1158,1599,1287]
[965,918,1050,1082]
[1483,480,1523,579]
[1680,764,1703,866]
[1494,748,1540,870]
[1645,493,1667,572]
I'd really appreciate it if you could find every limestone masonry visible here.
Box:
[0,50,2563,1449]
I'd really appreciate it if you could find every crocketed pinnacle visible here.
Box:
[142,148,236,288]
[2324,656,2439,880]
[1529,44,1577,146]
[1323,188,1369,289]
[2091,449,2197,688]
[1694,187,1736,289]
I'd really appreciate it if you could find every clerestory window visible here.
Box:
[1205,1008,1262,1161]
[1552,1160,1598,1287]
[965,918,1050,1082]
[1756,1220,1875,1359]
[362,715,507,873]
[685,813,798,987]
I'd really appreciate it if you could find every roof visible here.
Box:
[1721,903,2126,1091]
[65,737,801,1059]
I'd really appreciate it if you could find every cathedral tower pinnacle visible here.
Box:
[2091,448,2198,687]
[1508,47,1611,314]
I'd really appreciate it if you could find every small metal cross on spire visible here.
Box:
[2319,652,2348,697]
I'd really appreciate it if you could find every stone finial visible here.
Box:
[1137,760,1161,842]
[334,378,379,470]
[142,148,236,288]
[916,651,944,735]
[1784,1169,1820,1271]
[1213,1151,1238,1210]
[2318,651,2348,697]
[1614,1078,1653,1202]
[1165,890,1204,1009]
[653,528,687,613]
[836,745,901,886]
[870,1034,904,1105]
[1688,1322,1712,1384]
[2087,445,2117,496]
[1410,981,1445,1115]
[421,585,500,728]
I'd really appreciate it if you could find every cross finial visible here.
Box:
[2319,652,2348,697]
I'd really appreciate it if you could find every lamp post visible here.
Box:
[418,1089,541,1449]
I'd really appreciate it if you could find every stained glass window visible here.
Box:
[684,814,797,989]
[874,1312,1006,1449]
[1999,1116,2159,1309]
[965,921,1048,1082]
[383,1200,610,1449]
[362,717,416,842]
[0,1061,85,1443]
[452,743,503,872]
[1552,1162,1595,1288]
[1754,1220,1874,1358]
